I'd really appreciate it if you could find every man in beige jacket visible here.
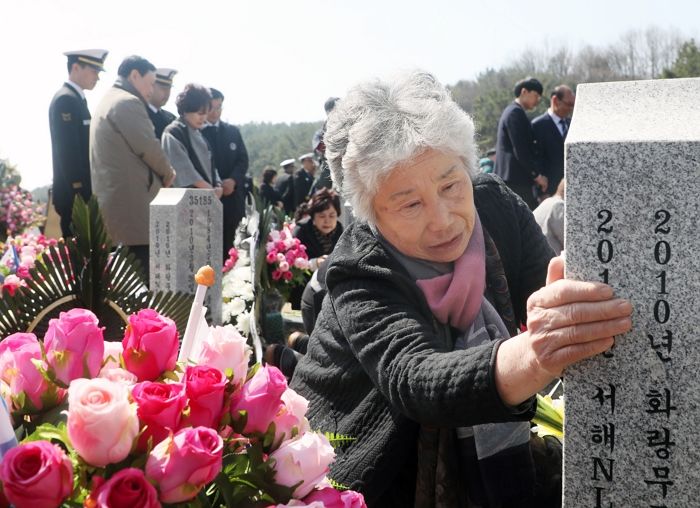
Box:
[90,55,176,279]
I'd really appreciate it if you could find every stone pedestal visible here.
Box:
[564,78,700,507]
[150,188,223,324]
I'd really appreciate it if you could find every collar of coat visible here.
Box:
[113,76,147,105]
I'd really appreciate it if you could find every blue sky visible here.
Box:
[2,0,698,189]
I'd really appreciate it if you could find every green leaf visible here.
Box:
[23,421,71,450]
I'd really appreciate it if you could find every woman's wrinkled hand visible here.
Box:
[524,256,632,379]
[495,257,633,406]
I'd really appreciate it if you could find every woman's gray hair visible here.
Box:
[325,69,478,224]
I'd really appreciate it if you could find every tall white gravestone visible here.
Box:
[564,78,700,507]
[150,188,223,324]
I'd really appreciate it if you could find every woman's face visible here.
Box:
[184,108,209,130]
[373,148,475,263]
[312,206,338,235]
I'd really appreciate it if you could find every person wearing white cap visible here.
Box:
[148,68,177,139]
[274,158,296,215]
[293,152,317,209]
[49,49,108,237]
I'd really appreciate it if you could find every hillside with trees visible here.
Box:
[448,28,699,153]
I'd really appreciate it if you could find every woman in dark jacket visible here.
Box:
[260,166,283,208]
[289,71,632,507]
[293,188,344,271]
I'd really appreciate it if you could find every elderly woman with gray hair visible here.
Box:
[290,71,631,507]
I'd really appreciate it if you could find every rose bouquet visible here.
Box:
[264,223,310,302]
[0,185,46,239]
[0,231,58,296]
[0,306,365,507]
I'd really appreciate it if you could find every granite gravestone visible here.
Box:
[564,78,700,507]
[150,188,223,324]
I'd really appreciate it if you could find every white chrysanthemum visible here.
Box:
[236,311,252,336]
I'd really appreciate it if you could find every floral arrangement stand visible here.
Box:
[0,264,367,507]
[0,196,193,340]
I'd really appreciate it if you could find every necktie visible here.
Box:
[559,119,568,139]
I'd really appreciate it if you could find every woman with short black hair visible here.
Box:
[162,83,222,196]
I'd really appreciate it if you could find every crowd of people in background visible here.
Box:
[48,50,337,279]
[49,48,574,344]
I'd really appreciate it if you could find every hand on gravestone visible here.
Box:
[164,170,176,188]
[494,257,633,407]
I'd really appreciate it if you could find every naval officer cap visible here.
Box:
[280,158,296,168]
[299,153,315,161]
[155,68,178,87]
[64,49,109,71]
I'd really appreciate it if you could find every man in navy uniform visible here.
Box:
[202,88,249,255]
[294,153,317,208]
[494,77,547,210]
[148,68,177,139]
[49,49,108,237]
[532,85,575,197]
[275,159,296,216]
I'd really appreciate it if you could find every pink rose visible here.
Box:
[99,367,138,386]
[0,440,73,508]
[267,251,278,264]
[193,325,251,387]
[273,388,310,444]
[272,269,283,281]
[122,309,178,381]
[230,365,287,434]
[270,432,335,498]
[145,426,223,503]
[45,308,104,386]
[278,260,290,272]
[294,257,310,270]
[304,487,367,508]
[2,275,23,296]
[67,378,139,467]
[132,381,187,450]
[102,340,124,370]
[282,271,293,282]
[184,365,226,428]
[91,468,159,508]
[0,333,64,413]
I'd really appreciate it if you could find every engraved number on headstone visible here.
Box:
[597,209,613,233]
[654,210,671,234]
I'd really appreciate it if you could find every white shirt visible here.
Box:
[547,109,567,137]
[66,80,86,100]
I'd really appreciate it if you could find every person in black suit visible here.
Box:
[532,85,575,197]
[49,49,108,237]
[148,68,177,139]
[293,153,317,211]
[494,77,547,210]
[275,158,297,216]
[202,88,249,255]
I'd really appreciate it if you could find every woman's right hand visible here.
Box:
[494,257,633,406]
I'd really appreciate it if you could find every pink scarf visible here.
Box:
[415,217,485,332]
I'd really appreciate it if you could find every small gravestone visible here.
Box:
[564,77,700,507]
[150,188,223,324]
